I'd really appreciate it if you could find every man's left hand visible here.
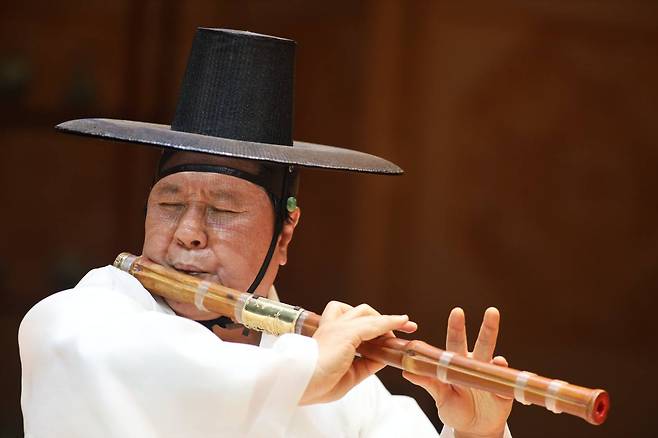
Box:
[403,307,513,438]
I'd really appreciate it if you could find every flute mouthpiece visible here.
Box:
[113,252,137,272]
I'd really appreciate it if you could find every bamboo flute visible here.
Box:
[113,252,610,425]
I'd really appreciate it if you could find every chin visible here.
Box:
[165,298,221,321]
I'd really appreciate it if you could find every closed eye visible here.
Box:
[159,202,185,209]
[209,206,243,214]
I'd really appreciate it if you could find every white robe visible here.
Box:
[19,266,511,438]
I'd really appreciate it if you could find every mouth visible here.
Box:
[172,264,213,280]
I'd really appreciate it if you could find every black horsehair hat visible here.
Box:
[56,27,402,175]
[55,28,402,323]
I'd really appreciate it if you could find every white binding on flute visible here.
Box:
[546,379,567,414]
[514,371,536,405]
[194,281,210,312]
[436,351,455,383]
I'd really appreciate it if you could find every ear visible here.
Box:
[277,207,301,266]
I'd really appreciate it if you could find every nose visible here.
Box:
[173,205,208,249]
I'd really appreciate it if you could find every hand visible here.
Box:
[403,307,513,438]
[300,301,417,405]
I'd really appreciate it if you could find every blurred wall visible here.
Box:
[2,1,657,436]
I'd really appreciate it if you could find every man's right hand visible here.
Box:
[299,301,417,405]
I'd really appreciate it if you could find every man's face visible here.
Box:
[142,152,298,320]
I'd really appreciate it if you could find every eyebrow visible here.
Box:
[153,182,180,196]
[208,188,242,204]
[154,182,244,204]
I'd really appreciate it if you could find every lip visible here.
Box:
[172,263,210,275]
[169,262,221,284]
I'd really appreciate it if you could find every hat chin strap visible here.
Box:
[246,213,283,294]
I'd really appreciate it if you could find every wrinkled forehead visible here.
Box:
[150,173,272,210]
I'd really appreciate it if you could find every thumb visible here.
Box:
[402,371,452,406]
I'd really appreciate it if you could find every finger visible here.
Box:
[492,355,508,367]
[381,320,418,337]
[350,315,411,342]
[321,300,352,322]
[446,307,468,355]
[378,319,418,341]
[329,356,387,401]
[352,356,387,378]
[397,320,418,333]
[491,356,514,400]
[343,303,380,319]
[341,304,419,335]
[472,307,500,362]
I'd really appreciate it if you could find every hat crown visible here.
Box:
[172,28,295,146]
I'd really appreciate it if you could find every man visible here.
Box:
[19,28,513,437]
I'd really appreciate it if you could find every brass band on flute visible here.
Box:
[114,252,610,426]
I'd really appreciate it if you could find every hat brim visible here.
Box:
[56,118,403,175]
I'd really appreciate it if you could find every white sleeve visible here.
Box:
[439,423,512,438]
[354,376,512,438]
[356,376,439,437]
[19,286,317,438]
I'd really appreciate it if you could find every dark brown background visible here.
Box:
[1,1,657,436]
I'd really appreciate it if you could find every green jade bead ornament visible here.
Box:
[286,196,298,213]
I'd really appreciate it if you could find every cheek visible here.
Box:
[209,210,273,244]
[207,218,273,264]
[207,225,261,260]
[142,214,176,259]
